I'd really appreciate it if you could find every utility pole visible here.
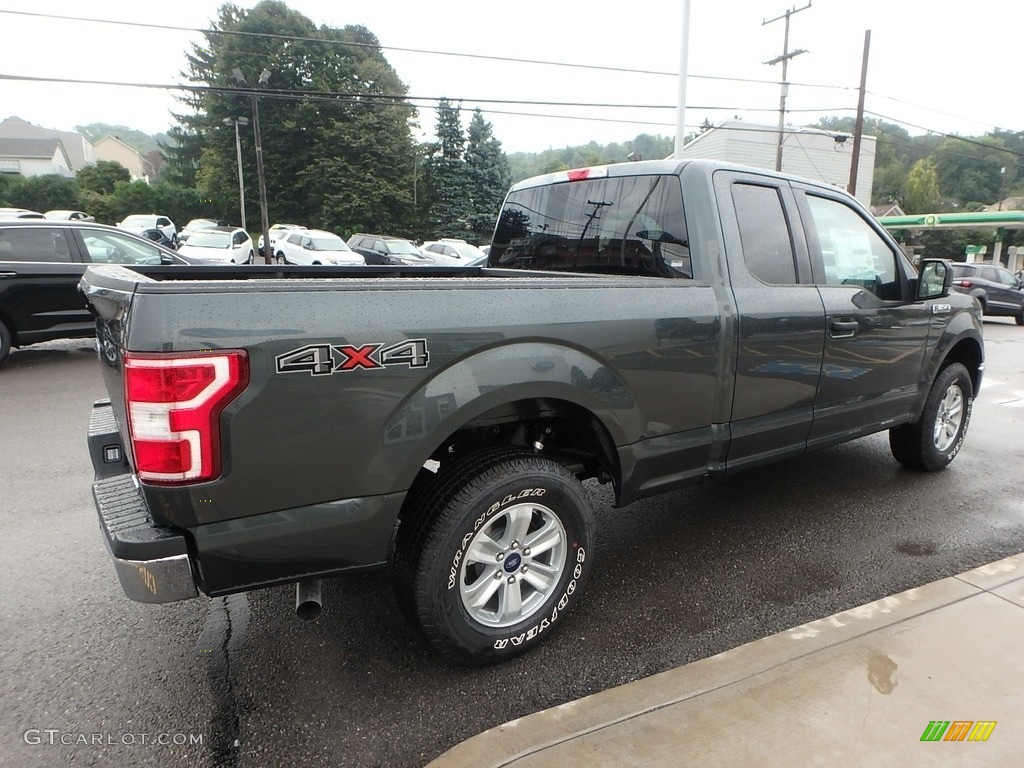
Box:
[763,2,811,172]
[232,68,273,264]
[674,0,692,159]
[222,116,248,232]
[848,30,871,197]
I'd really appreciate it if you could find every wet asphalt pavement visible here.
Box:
[2,320,1022,767]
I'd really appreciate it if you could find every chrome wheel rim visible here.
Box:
[933,383,964,452]
[458,502,567,628]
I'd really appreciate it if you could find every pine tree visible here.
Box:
[465,109,511,243]
[426,98,472,239]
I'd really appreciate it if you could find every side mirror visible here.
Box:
[917,259,952,300]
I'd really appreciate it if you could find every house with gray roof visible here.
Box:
[0,116,95,174]
[0,137,74,177]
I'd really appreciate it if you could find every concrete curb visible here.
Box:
[428,553,1024,767]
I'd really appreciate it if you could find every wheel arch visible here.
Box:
[384,341,641,529]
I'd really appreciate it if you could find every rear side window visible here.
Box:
[731,183,797,284]
[0,227,74,262]
[491,173,691,277]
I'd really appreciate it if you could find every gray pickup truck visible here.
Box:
[81,159,984,666]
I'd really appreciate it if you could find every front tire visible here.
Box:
[394,448,595,666]
[889,362,973,471]
[275,251,287,265]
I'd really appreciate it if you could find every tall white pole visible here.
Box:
[674,0,692,158]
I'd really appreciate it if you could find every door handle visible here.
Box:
[829,319,858,338]
[0,271,17,278]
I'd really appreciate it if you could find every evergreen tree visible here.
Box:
[465,109,511,243]
[426,98,472,239]
[162,0,415,231]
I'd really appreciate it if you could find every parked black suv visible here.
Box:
[347,233,434,266]
[951,262,1024,325]
[0,220,187,366]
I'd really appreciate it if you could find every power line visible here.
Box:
[2,7,1016,141]
[0,8,854,90]
[0,72,849,115]
[865,111,1024,160]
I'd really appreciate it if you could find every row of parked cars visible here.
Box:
[266,226,489,268]
[0,214,493,365]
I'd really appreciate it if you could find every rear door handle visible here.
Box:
[0,271,18,278]
[829,319,859,338]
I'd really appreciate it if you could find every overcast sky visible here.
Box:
[0,0,1018,154]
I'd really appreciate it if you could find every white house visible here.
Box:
[0,137,74,177]
[675,119,876,207]
[0,116,94,173]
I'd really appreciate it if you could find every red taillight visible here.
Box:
[124,351,248,484]
[953,279,972,288]
[553,166,608,183]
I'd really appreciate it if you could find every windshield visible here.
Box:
[452,243,484,259]
[186,231,232,248]
[185,219,217,231]
[120,215,153,227]
[388,240,422,256]
[310,235,349,251]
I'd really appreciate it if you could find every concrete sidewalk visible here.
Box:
[428,554,1024,767]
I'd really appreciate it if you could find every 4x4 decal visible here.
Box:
[276,340,429,376]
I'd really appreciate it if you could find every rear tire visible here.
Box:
[392,447,595,666]
[889,362,973,471]
[1016,308,1023,326]
[0,319,12,367]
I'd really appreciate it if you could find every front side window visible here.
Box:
[805,194,900,300]
[81,230,162,265]
[491,173,691,277]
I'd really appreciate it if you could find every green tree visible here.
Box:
[76,160,131,195]
[164,0,415,233]
[903,159,940,214]
[932,136,1015,207]
[7,174,79,212]
[0,173,24,207]
[464,109,511,243]
[424,98,471,239]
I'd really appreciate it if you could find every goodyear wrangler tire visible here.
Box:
[404,448,595,666]
[889,362,973,471]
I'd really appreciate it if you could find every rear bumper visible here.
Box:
[88,399,198,604]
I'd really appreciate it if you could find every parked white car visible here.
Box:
[0,207,45,219]
[420,238,487,266]
[274,229,364,266]
[175,226,254,264]
[117,214,178,246]
[45,209,95,221]
[179,218,221,244]
[257,223,306,252]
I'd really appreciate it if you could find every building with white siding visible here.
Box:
[674,120,876,207]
